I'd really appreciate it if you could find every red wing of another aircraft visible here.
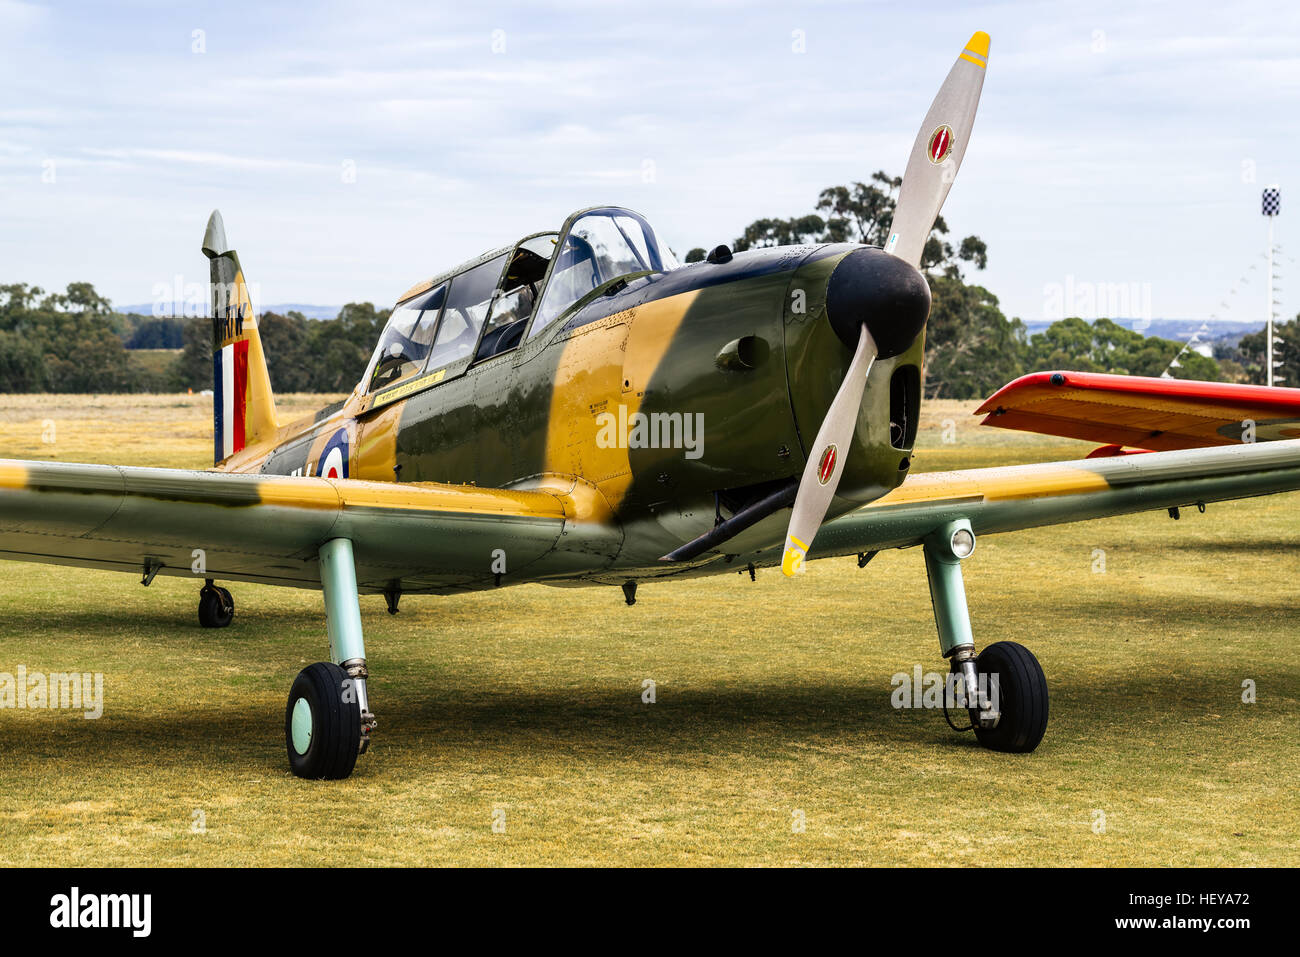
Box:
[976,371,1300,451]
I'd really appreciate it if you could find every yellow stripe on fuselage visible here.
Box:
[873,461,1110,507]
[542,290,699,521]
[336,481,567,517]
[0,459,569,522]
[369,368,446,411]
[255,480,340,509]
[0,463,29,490]
[253,475,567,518]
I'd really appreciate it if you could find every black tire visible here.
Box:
[198,587,233,628]
[285,662,361,780]
[973,641,1048,754]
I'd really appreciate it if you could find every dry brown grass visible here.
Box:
[0,394,1296,866]
[0,393,343,468]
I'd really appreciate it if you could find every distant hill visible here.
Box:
[115,308,1270,345]
[112,306,1270,347]
[1021,318,1266,345]
[116,304,343,321]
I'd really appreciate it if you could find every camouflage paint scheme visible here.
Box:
[215,205,933,589]
[4,207,1300,598]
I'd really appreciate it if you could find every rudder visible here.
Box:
[202,210,279,465]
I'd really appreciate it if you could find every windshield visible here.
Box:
[424,253,507,372]
[530,208,678,338]
[364,283,446,392]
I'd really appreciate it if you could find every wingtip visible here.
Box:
[201,209,228,259]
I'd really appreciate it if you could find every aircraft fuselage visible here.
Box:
[221,242,926,584]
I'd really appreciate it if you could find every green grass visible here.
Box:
[0,397,1296,866]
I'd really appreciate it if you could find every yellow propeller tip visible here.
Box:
[965,31,990,59]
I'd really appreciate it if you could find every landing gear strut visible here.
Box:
[923,519,1048,753]
[285,538,376,779]
[198,580,234,628]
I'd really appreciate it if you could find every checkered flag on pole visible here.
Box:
[1263,186,1280,217]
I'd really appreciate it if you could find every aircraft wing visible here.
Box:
[0,460,614,593]
[975,371,1300,451]
[5,442,1300,588]
[779,439,1300,562]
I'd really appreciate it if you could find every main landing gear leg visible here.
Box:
[923,519,1048,754]
[285,538,376,779]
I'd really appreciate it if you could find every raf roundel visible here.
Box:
[927,125,955,164]
[319,428,349,480]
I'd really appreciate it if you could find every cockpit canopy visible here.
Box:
[362,207,678,395]
[530,208,678,336]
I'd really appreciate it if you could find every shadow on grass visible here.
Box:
[0,608,332,648]
[8,659,1292,776]
[12,589,1298,644]
[974,592,1299,628]
[1114,539,1298,554]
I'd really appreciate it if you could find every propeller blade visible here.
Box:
[884,31,990,269]
[781,326,878,576]
[780,32,989,578]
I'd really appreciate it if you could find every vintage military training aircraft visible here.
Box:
[4,32,1300,779]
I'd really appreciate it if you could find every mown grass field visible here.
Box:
[0,394,1296,866]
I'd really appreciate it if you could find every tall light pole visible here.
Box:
[1263,185,1280,386]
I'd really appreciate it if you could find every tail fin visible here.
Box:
[201,210,280,465]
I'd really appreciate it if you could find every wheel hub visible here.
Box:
[290,697,313,755]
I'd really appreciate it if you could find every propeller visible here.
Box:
[781,31,990,577]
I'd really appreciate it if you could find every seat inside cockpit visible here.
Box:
[473,236,554,363]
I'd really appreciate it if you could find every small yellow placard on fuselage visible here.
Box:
[368,368,447,412]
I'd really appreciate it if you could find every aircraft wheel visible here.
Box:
[285,662,361,780]
[198,585,234,628]
[973,641,1048,754]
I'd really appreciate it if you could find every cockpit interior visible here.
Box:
[361,207,678,396]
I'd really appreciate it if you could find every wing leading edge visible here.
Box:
[777,438,1300,562]
[0,460,621,593]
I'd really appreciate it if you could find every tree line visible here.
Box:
[171,302,391,393]
[0,283,391,394]
[686,171,1230,398]
[3,174,1292,396]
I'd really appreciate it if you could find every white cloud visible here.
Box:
[2,0,1299,323]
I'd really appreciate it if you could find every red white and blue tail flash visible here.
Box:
[213,338,250,462]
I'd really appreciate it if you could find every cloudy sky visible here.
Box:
[2,0,1298,323]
